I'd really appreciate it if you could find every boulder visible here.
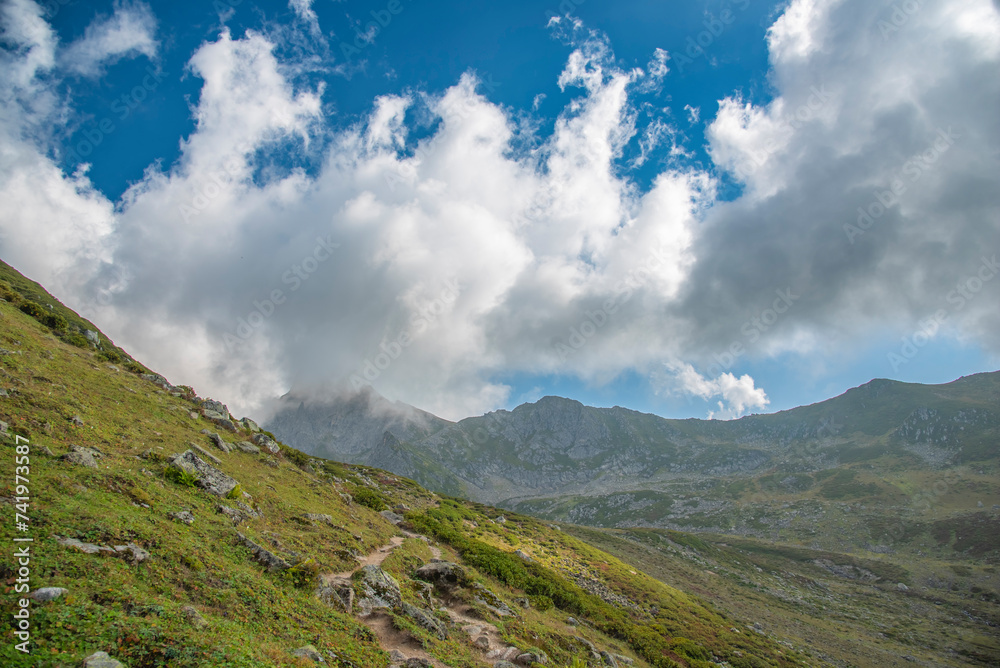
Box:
[182,605,208,628]
[217,505,245,524]
[70,415,85,426]
[516,651,548,666]
[189,442,223,465]
[82,651,125,668]
[251,432,281,454]
[290,645,325,662]
[380,510,404,525]
[514,550,532,562]
[494,662,518,668]
[474,635,491,649]
[414,561,467,590]
[205,431,233,453]
[201,399,229,417]
[56,536,115,556]
[316,578,354,612]
[401,601,447,640]
[472,583,514,617]
[389,650,408,662]
[240,417,261,432]
[212,418,238,432]
[404,660,432,668]
[112,543,150,564]
[61,449,98,468]
[30,587,67,602]
[236,532,290,572]
[168,510,195,525]
[303,513,332,524]
[236,441,260,454]
[354,565,401,614]
[168,450,239,497]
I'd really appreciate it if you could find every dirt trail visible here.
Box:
[320,531,506,668]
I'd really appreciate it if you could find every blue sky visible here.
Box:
[2,0,999,421]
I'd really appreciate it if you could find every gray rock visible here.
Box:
[240,417,261,432]
[205,432,233,453]
[495,516,506,524]
[82,651,125,667]
[566,617,579,626]
[290,644,325,662]
[217,505,245,524]
[401,601,447,640]
[474,635,491,649]
[514,549,532,562]
[414,561,466,589]
[404,659,432,668]
[85,330,99,344]
[389,649,408,662]
[62,449,98,468]
[30,587,67,602]
[201,399,229,417]
[212,418,238,432]
[182,605,208,628]
[380,510,404,525]
[303,513,332,524]
[236,441,260,454]
[113,543,150,564]
[236,532,290,572]
[494,662,518,668]
[39,445,55,457]
[600,651,618,668]
[168,450,240,497]
[355,565,401,614]
[168,510,195,525]
[897,582,909,591]
[472,582,514,617]
[56,536,115,556]
[237,501,261,519]
[251,432,281,454]
[316,578,354,612]
[189,442,223,465]
[517,651,548,666]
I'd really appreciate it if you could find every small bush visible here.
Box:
[165,467,198,488]
[40,312,67,330]
[181,554,204,571]
[127,485,154,506]
[124,360,146,373]
[61,332,89,348]
[225,484,243,500]
[284,558,320,588]
[98,350,123,364]
[18,301,44,318]
[529,594,553,611]
[352,487,387,512]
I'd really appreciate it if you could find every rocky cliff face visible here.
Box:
[266,373,1000,507]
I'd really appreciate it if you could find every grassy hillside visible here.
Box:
[0,261,806,667]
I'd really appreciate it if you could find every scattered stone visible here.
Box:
[182,605,208,628]
[141,373,176,391]
[472,582,514,617]
[112,543,150,564]
[56,536,113,557]
[212,418,238,432]
[415,561,467,589]
[218,505,245,524]
[303,513,332,524]
[189,442,223,465]
[495,516,506,524]
[600,651,619,668]
[515,598,530,609]
[514,550,532,562]
[380,510,404,525]
[30,587,67,602]
[38,445,55,457]
[61,449,98,468]
[139,448,156,460]
[240,417,261,432]
[355,565,402,614]
[316,578,354,612]
[236,441,260,454]
[237,501,261,519]
[290,645,325,662]
[205,432,233,453]
[389,650,408,662]
[201,399,229,418]
[401,601,447,640]
[516,651,548,666]
[494,662,518,668]
[404,659,432,668]
[897,582,909,591]
[168,450,240,497]
[474,635,491,649]
[168,510,195,525]
[82,651,125,667]
[236,532,290,572]
[251,432,280,454]
[566,617,579,626]
[0,420,6,432]
[85,330,99,345]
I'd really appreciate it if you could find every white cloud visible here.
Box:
[61,1,157,76]
[660,360,769,420]
[288,0,321,38]
[0,0,998,424]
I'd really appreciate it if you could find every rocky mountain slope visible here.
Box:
[0,260,811,667]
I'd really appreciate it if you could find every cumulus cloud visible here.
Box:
[61,1,157,76]
[0,0,998,423]
[660,360,769,420]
